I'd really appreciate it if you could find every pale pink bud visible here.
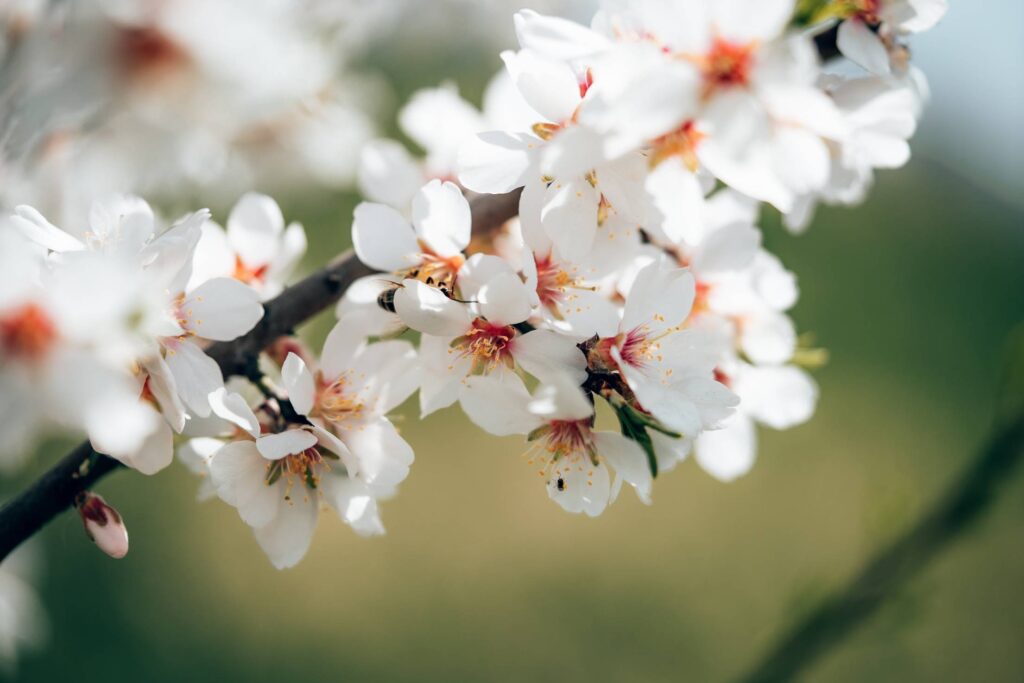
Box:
[76,492,129,559]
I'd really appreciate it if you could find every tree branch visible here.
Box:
[735,414,1024,683]
[0,189,522,562]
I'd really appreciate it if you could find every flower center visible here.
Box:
[401,245,464,299]
[533,253,592,317]
[525,419,599,491]
[265,444,332,494]
[650,120,705,170]
[233,256,269,286]
[451,318,517,375]
[117,25,190,82]
[316,373,365,426]
[0,303,57,361]
[699,38,756,96]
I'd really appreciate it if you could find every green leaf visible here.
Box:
[614,404,658,479]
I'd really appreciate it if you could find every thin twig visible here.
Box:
[736,414,1024,683]
[0,189,522,562]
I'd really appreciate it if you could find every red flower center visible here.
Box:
[233,256,269,286]
[702,38,756,94]
[0,303,57,362]
[452,318,517,374]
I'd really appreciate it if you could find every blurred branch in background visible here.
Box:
[0,189,522,563]
[737,330,1024,683]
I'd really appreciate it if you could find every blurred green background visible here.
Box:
[3,1,1024,681]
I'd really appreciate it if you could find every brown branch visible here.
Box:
[0,189,521,562]
[735,414,1024,683]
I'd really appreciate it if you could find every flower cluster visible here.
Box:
[0,0,386,225]
[0,0,947,579]
[0,193,294,474]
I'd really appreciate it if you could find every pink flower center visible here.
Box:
[451,318,517,374]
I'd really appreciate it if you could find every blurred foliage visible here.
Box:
[2,21,1024,683]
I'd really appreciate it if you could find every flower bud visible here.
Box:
[75,492,129,559]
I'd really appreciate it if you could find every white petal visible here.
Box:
[693,223,762,274]
[741,311,797,365]
[737,365,818,429]
[209,440,281,528]
[253,493,319,569]
[501,48,580,124]
[547,456,611,517]
[650,430,692,474]
[181,277,263,342]
[541,177,599,263]
[411,179,471,256]
[341,417,415,487]
[695,414,757,482]
[393,279,471,337]
[322,477,386,536]
[513,329,587,384]
[256,429,318,460]
[320,316,368,380]
[457,131,537,194]
[594,431,652,504]
[226,192,284,268]
[478,271,533,325]
[208,387,260,437]
[621,262,695,335]
[352,202,419,272]
[459,374,539,436]
[513,9,611,61]
[714,0,794,42]
[527,372,592,422]
[399,83,486,169]
[164,340,225,418]
[11,205,83,252]
[837,18,892,76]
[357,139,424,208]
[350,338,419,414]
[281,353,316,417]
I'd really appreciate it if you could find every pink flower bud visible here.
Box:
[76,492,129,559]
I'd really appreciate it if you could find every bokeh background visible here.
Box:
[3,1,1023,681]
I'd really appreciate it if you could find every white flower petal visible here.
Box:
[209,440,281,528]
[457,131,537,194]
[164,340,225,418]
[352,202,419,272]
[281,353,316,417]
[411,179,471,256]
[209,387,260,437]
[737,365,818,429]
[837,18,892,76]
[358,138,425,208]
[256,429,318,461]
[253,493,319,569]
[393,279,471,336]
[11,205,83,252]
[460,374,539,436]
[182,277,263,342]
[695,414,757,482]
[478,271,533,325]
[513,329,587,384]
[226,192,284,268]
[594,431,652,504]
[621,262,695,335]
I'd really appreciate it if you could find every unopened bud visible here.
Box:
[75,492,129,559]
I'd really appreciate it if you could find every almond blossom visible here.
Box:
[460,373,651,516]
